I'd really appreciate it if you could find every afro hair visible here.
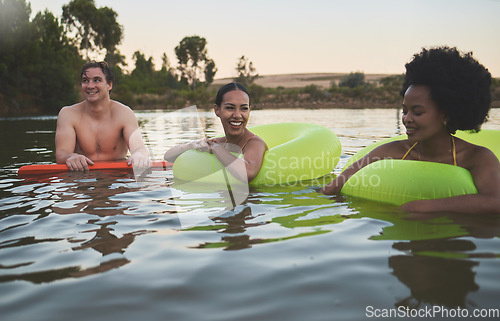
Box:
[401,46,491,133]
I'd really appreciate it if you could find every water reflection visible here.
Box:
[188,202,338,251]
[12,171,142,217]
[191,206,257,250]
[244,190,500,309]
[346,199,500,309]
[0,170,175,284]
[390,239,479,308]
[71,220,148,256]
[0,258,130,284]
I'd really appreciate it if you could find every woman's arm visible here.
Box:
[320,161,360,195]
[320,144,395,195]
[209,137,267,183]
[164,140,205,162]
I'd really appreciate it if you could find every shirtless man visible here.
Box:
[55,61,150,171]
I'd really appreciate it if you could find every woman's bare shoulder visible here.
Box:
[458,139,499,168]
[367,140,411,159]
[247,133,268,150]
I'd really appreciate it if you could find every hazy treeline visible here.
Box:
[0,0,222,115]
[1,0,498,115]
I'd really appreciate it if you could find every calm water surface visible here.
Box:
[1,108,500,321]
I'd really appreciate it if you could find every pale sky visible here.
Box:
[30,0,500,78]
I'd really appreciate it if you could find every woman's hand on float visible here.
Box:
[320,173,350,195]
[205,138,227,154]
[190,139,212,153]
[320,180,341,195]
[400,199,434,213]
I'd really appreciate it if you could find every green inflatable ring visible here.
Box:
[173,122,341,186]
[341,129,500,206]
[342,159,477,206]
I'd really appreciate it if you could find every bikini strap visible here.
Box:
[241,134,257,151]
[452,136,457,166]
[402,141,419,160]
[402,137,457,165]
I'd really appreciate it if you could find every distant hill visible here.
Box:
[212,73,395,88]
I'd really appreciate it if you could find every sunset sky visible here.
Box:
[31,0,500,78]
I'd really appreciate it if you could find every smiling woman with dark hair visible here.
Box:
[164,82,268,182]
[321,46,500,214]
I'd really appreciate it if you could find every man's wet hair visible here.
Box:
[81,61,115,85]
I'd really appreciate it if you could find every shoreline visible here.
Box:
[212,72,394,89]
[3,100,499,116]
[132,101,500,111]
[132,101,400,111]
[2,72,498,116]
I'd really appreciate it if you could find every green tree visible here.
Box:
[157,53,179,89]
[94,6,122,56]
[132,51,154,77]
[62,0,122,59]
[339,72,366,88]
[104,49,127,87]
[379,74,403,90]
[174,35,217,89]
[130,51,155,91]
[31,10,82,112]
[105,48,127,69]
[235,55,258,86]
[0,0,31,53]
[0,0,33,113]
[161,53,171,71]
[204,58,217,85]
[303,84,324,101]
[0,0,82,114]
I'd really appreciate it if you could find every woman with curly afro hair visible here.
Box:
[322,46,500,214]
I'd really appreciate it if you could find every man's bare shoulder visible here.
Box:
[57,102,86,125]
[110,100,135,114]
[111,100,133,111]
[58,102,85,116]
[110,101,138,123]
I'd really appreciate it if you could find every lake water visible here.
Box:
[1,108,500,321]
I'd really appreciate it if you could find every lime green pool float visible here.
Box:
[173,122,341,186]
[341,130,500,206]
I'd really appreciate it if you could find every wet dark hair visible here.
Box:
[215,82,251,107]
[400,46,492,133]
[81,61,114,85]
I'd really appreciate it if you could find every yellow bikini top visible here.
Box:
[402,136,457,166]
